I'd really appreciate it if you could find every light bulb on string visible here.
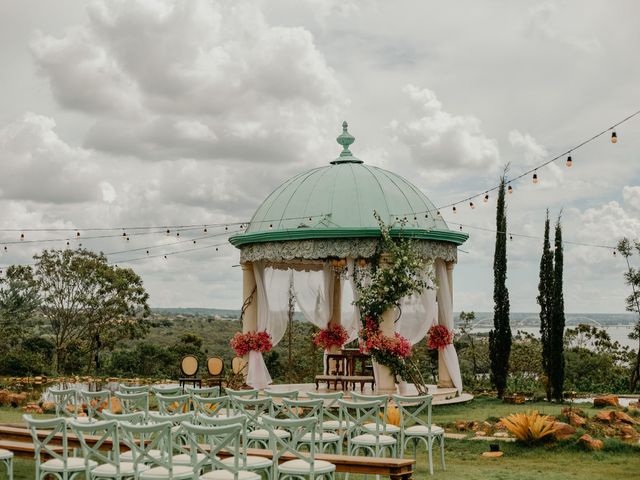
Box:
[166,229,170,235]
[66,241,70,246]
[146,250,149,255]
[193,240,196,244]
[215,247,219,251]
[611,131,617,143]
[126,236,130,241]
[510,235,513,241]
[20,233,24,241]
[613,250,617,256]
[484,194,489,203]
[508,185,513,194]
[76,232,80,238]
[176,232,180,237]
[459,225,463,231]
[532,171,539,184]
[413,216,417,221]
[566,155,572,167]
[164,255,167,259]
[436,211,441,216]
[453,206,457,213]
[424,214,429,219]
[122,232,127,239]
[3,246,6,252]
[225,226,228,231]
[469,201,475,209]
[203,228,208,233]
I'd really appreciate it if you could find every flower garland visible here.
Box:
[354,214,432,388]
[427,325,453,350]
[229,330,273,357]
[313,323,348,350]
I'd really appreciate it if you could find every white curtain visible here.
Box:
[342,258,360,343]
[291,264,334,328]
[396,281,437,345]
[435,258,463,393]
[248,262,292,390]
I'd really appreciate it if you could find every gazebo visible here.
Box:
[229,122,468,395]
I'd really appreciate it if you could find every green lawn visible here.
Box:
[431,396,602,425]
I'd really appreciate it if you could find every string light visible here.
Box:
[76,232,80,237]
[176,232,180,237]
[166,229,171,235]
[532,171,539,184]
[193,240,196,244]
[204,228,208,233]
[508,185,513,194]
[469,201,475,209]
[566,155,573,167]
[453,206,457,213]
[510,235,513,241]
[611,131,618,143]
[20,233,24,241]
[484,194,489,203]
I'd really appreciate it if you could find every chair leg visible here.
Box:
[427,437,434,475]
[439,435,446,471]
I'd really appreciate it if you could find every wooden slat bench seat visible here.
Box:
[0,439,64,459]
[220,447,414,480]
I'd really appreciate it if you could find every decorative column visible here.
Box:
[376,254,398,392]
[437,261,455,388]
[326,269,342,374]
[241,262,257,378]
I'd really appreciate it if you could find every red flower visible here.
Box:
[230,330,273,357]
[427,325,453,350]
[313,323,349,350]
[362,331,412,358]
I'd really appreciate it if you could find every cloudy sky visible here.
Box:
[1,0,639,313]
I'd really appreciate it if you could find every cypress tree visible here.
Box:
[537,210,554,400]
[489,174,511,398]
[550,216,565,401]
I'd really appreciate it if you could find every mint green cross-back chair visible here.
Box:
[307,391,351,432]
[264,390,299,418]
[284,398,341,454]
[78,390,111,422]
[224,388,258,414]
[69,418,149,480]
[0,448,13,480]
[147,411,199,467]
[262,415,336,480]
[114,391,149,418]
[23,415,96,480]
[392,394,445,475]
[338,399,397,458]
[182,421,260,480]
[151,385,182,396]
[197,414,273,480]
[50,388,80,420]
[119,421,194,480]
[155,393,191,415]
[118,384,149,394]
[191,394,232,418]
[349,392,400,438]
[234,397,293,449]
[185,385,221,398]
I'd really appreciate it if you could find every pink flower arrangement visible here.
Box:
[427,325,453,350]
[230,330,273,357]
[360,331,412,359]
[313,323,349,350]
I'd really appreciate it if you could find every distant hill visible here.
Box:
[152,308,637,326]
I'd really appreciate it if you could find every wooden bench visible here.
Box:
[0,439,64,459]
[220,447,414,480]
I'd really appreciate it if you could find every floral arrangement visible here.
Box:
[427,325,453,350]
[354,214,433,392]
[229,330,273,357]
[313,323,349,350]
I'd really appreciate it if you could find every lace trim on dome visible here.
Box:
[239,239,457,263]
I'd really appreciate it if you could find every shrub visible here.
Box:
[500,410,559,443]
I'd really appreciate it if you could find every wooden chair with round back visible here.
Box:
[179,355,201,391]
[206,357,224,389]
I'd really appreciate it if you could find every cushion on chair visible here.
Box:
[221,455,272,469]
[41,458,96,471]
[404,425,445,435]
[139,465,194,480]
[172,453,207,465]
[351,433,397,445]
[92,462,149,476]
[248,428,290,439]
[300,432,341,443]
[363,422,400,434]
[321,420,354,430]
[200,470,261,480]
[0,449,13,460]
[278,459,336,475]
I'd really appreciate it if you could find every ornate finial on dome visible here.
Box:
[331,120,363,164]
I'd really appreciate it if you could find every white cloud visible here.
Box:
[389,84,500,175]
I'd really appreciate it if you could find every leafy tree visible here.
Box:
[537,211,554,400]
[458,311,478,376]
[489,173,511,398]
[0,265,40,341]
[617,237,640,391]
[23,249,150,373]
[549,217,565,400]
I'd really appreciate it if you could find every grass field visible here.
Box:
[3,397,640,480]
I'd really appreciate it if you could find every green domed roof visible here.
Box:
[230,122,467,248]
